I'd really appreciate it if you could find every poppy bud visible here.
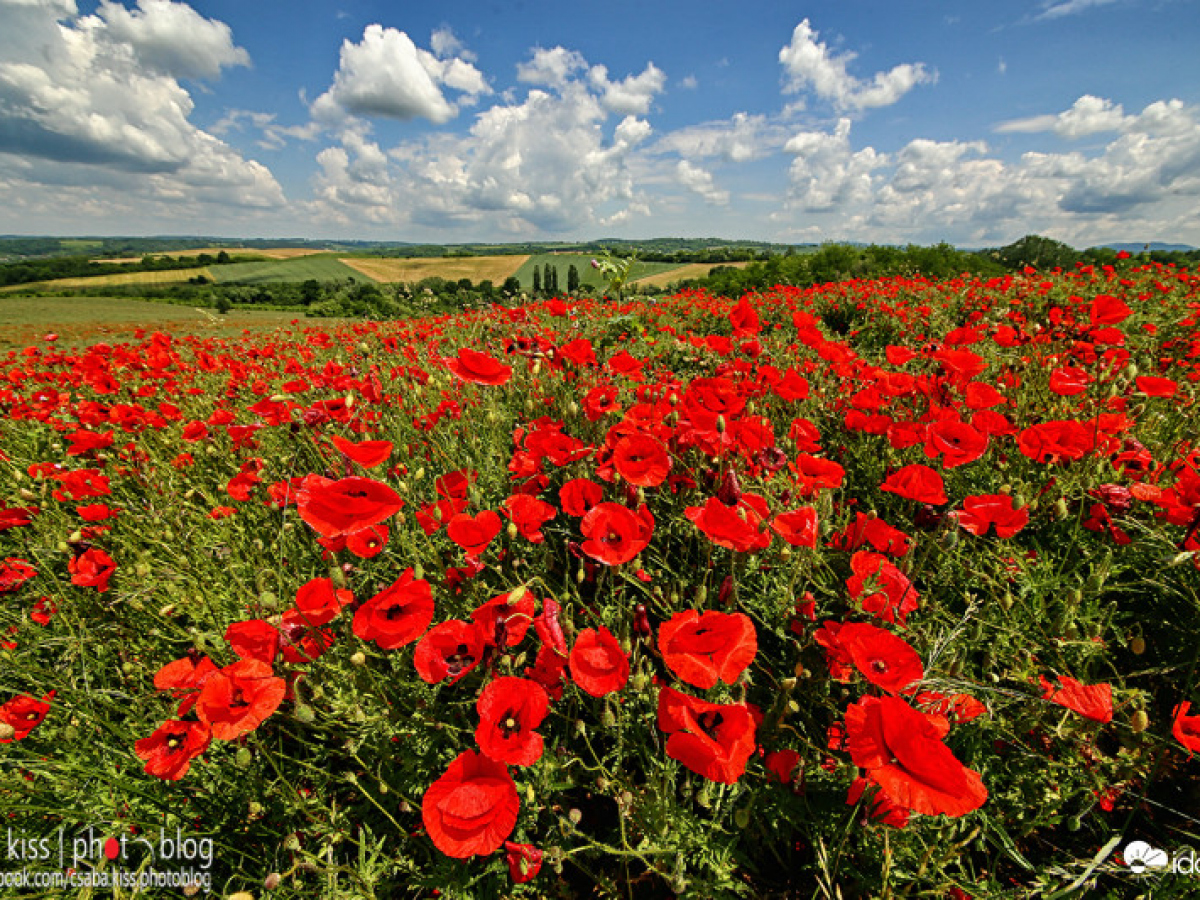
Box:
[718,575,735,606]
[507,521,520,539]
[1130,636,1146,655]
[717,469,742,505]
[1054,497,1070,519]
[633,603,651,637]
[716,415,726,434]
[1131,710,1150,733]
[294,705,315,723]
[0,723,15,741]
[263,873,282,891]
[734,808,751,829]
[235,747,253,768]
[350,651,366,666]
[568,808,583,825]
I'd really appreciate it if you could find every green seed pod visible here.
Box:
[568,808,582,825]
[329,566,347,590]
[294,704,315,724]
[1130,636,1146,656]
[1000,591,1014,611]
[1131,710,1150,733]
[1055,497,1070,519]
[734,808,751,829]
[235,747,253,768]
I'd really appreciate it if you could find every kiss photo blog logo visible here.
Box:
[1122,841,1197,875]
[7,825,213,870]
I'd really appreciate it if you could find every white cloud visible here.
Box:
[588,62,666,116]
[784,118,885,210]
[1036,0,1122,20]
[655,112,782,163]
[997,95,1127,138]
[430,25,474,62]
[0,0,283,210]
[311,24,489,125]
[517,47,586,88]
[98,0,249,79]
[676,160,729,206]
[779,19,935,111]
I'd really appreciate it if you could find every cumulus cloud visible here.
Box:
[311,25,489,125]
[517,47,587,88]
[0,0,283,210]
[997,95,1128,138]
[779,19,935,111]
[588,62,666,116]
[774,97,1200,246]
[98,0,249,79]
[676,160,729,206]
[655,112,782,163]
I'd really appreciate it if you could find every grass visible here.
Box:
[0,294,306,349]
[207,255,367,284]
[512,253,682,291]
[0,267,213,293]
[631,260,752,288]
[340,254,530,285]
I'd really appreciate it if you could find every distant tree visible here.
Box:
[457,278,474,292]
[502,276,521,295]
[216,250,231,264]
[300,279,321,307]
[532,268,542,295]
[215,294,232,315]
[478,279,495,298]
[567,264,579,293]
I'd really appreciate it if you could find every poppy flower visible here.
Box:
[879,464,947,505]
[0,506,37,532]
[447,510,502,558]
[771,507,819,548]
[504,841,544,884]
[154,655,219,716]
[329,435,393,468]
[414,619,487,685]
[913,691,987,725]
[953,494,1029,538]
[729,296,761,336]
[0,557,37,593]
[471,589,537,647]
[559,478,603,517]
[658,610,757,690]
[847,552,920,626]
[278,608,337,664]
[835,622,924,694]
[293,576,354,627]
[0,691,55,742]
[296,475,404,539]
[1172,702,1200,754]
[612,433,670,487]
[1088,293,1132,325]
[792,454,845,497]
[765,748,801,785]
[502,494,556,543]
[68,547,116,593]
[134,720,211,781]
[657,686,757,784]
[30,596,56,626]
[422,749,519,858]
[346,523,389,559]
[352,569,435,650]
[569,626,629,696]
[1136,376,1177,398]
[847,777,911,828]
[924,420,988,469]
[685,495,772,553]
[579,502,653,566]
[827,512,911,556]
[1016,420,1095,464]
[1040,675,1113,724]
[475,676,550,766]
[445,348,513,387]
[195,659,287,741]
[225,619,281,665]
[844,694,987,818]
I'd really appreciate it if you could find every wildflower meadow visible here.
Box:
[2,256,1200,898]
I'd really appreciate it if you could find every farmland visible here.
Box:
[631,259,753,288]
[339,254,529,284]
[512,253,682,290]
[2,257,1198,897]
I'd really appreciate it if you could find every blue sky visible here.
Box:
[1,0,1198,247]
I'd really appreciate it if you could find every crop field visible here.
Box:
[631,260,753,288]
[340,254,530,284]
[0,295,304,348]
[207,255,368,284]
[91,247,327,263]
[2,262,1199,898]
[512,253,681,290]
[0,267,213,293]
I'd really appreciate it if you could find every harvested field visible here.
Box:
[631,260,752,287]
[0,267,212,292]
[339,255,529,284]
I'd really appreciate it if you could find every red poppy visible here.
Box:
[729,296,761,336]
[154,655,219,716]
[414,619,487,685]
[352,569,435,650]
[924,420,988,469]
[504,841,544,884]
[579,502,653,565]
[847,777,911,828]
[1040,675,1113,724]
[422,749,519,858]
[1089,293,1132,325]
[846,552,920,626]
[0,557,36,593]
[771,507,819,548]
[953,494,1029,538]
[1048,367,1092,397]
[1016,420,1094,464]
[828,512,911,556]
[30,596,56,626]
[471,589,537,647]
[293,576,354,627]
[296,475,404,539]
[329,435,393,468]
[844,694,987,817]
[612,433,671,487]
[445,347,513,386]
[913,691,986,725]
[134,720,211,781]
[0,506,38,532]
[278,608,337,664]
[658,610,757,690]
[68,547,116,593]
[657,686,757,784]
[1172,702,1200,754]
[345,523,389,558]
[475,676,550,766]
[569,625,629,696]
[0,691,55,742]
[447,510,502,558]
[765,748,801,785]
[502,494,556,543]
[559,478,603,516]
[685,495,772,553]
[195,659,287,741]
[1136,376,1177,398]
[225,619,281,665]
[792,454,845,497]
[879,464,947,505]
[835,622,924,694]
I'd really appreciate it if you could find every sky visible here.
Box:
[1,0,1198,248]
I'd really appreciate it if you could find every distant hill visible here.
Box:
[1096,242,1196,254]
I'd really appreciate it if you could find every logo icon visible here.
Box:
[1124,841,1170,874]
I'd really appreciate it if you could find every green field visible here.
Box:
[511,253,682,291]
[208,254,370,284]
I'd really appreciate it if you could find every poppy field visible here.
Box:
[2,258,1200,898]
